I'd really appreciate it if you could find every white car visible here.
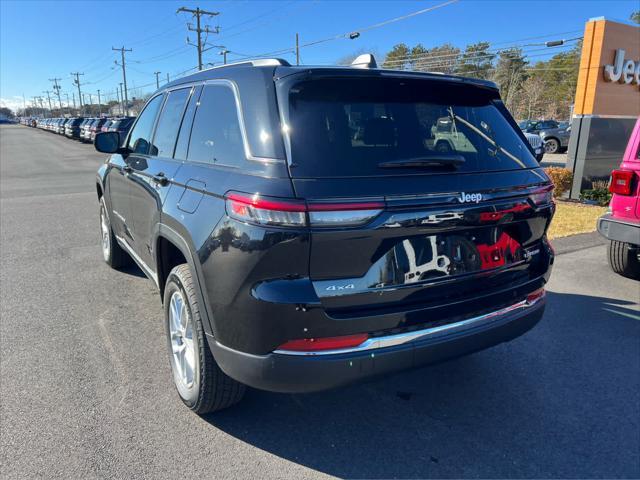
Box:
[524,132,544,162]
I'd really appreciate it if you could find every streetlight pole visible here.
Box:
[97,90,102,116]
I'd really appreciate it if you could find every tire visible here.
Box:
[607,240,640,280]
[99,196,131,268]
[544,138,560,154]
[164,264,246,414]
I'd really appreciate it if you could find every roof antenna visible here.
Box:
[351,53,378,69]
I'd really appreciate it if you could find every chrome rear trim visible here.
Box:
[274,293,545,356]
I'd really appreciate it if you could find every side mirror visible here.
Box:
[95,131,122,154]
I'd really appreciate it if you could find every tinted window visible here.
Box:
[174,86,202,161]
[187,85,245,166]
[127,95,163,154]
[151,88,190,157]
[285,78,538,178]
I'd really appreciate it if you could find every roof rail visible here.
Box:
[200,58,290,73]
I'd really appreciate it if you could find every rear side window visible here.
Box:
[285,77,538,177]
[174,86,202,161]
[187,84,245,167]
[127,95,164,154]
[150,88,191,157]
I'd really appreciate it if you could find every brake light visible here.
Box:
[529,185,554,206]
[277,333,369,352]
[226,193,306,227]
[225,192,384,228]
[609,170,634,196]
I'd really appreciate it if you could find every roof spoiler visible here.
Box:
[351,54,378,69]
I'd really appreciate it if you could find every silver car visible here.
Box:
[519,120,570,154]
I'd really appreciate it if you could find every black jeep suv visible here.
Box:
[94,56,555,414]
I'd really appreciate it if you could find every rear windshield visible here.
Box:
[285,77,538,177]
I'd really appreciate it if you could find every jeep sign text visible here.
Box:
[603,49,640,87]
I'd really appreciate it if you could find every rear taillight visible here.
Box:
[609,170,634,196]
[529,185,554,206]
[225,192,384,228]
[277,333,369,352]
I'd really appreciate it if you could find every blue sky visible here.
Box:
[0,0,636,112]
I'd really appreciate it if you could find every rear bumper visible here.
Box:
[598,214,640,245]
[208,295,545,393]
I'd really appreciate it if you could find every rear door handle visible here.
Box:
[152,172,169,186]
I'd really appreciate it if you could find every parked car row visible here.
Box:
[21,116,135,144]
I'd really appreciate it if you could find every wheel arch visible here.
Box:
[154,225,216,337]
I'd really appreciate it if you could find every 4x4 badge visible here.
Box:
[326,284,355,291]
[458,192,483,204]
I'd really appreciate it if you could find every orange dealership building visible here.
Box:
[567,17,640,198]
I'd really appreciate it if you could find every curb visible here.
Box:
[550,231,607,255]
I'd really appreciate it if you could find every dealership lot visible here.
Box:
[0,124,638,478]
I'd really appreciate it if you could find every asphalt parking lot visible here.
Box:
[1,124,639,479]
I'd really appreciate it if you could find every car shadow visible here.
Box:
[202,291,639,479]
[119,262,147,279]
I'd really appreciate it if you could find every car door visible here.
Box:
[108,94,164,256]
[127,87,193,270]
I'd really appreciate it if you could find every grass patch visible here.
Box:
[548,201,608,240]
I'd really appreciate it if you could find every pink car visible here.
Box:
[597,117,640,279]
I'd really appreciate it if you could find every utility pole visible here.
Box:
[43,91,53,116]
[31,97,39,117]
[97,89,102,116]
[113,46,132,115]
[177,7,220,71]
[119,83,125,116]
[166,73,170,84]
[72,92,76,110]
[50,77,63,112]
[154,71,161,89]
[71,72,84,108]
[296,33,300,66]
[64,93,70,114]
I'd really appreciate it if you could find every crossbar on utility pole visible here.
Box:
[113,46,132,115]
[177,6,220,71]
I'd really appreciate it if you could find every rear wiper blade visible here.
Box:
[378,155,466,169]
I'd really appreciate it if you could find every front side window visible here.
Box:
[285,77,538,178]
[151,88,191,157]
[187,84,245,167]
[127,95,164,154]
